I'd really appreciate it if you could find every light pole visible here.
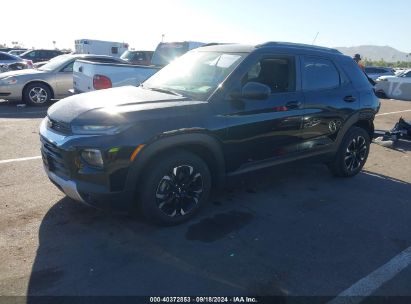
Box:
[52,41,56,49]
[161,34,165,43]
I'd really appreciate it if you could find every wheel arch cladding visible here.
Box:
[354,119,374,140]
[126,133,226,193]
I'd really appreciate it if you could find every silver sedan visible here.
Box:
[0,54,124,106]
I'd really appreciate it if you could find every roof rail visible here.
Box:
[256,42,341,54]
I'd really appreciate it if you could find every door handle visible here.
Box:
[286,101,301,109]
[344,95,357,102]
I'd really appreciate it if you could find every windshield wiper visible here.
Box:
[143,86,183,97]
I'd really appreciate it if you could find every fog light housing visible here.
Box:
[81,149,104,168]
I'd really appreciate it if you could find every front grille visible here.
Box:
[41,136,70,179]
[48,118,71,135]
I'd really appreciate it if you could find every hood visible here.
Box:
[48,86,196,123]
[0,69,45,78]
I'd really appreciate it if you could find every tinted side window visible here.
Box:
[243,56,296,93]
[405,71,411,77]
[26,51,37,58]
[0,53,11,60]
[61,61,74,72]
[302,57,340,91]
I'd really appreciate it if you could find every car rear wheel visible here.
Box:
[138,150,211,225]
[328,126,370,177]
[23,83,52,106]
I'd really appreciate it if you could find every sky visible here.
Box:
[2,0,410,53]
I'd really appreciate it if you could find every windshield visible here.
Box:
[151,43,189,66]
[39,55,72,71]
[143,51,246,100]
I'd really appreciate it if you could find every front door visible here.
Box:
[223,54,304,170]
[54,61,74,99]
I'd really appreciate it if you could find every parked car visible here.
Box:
[8,49,28,56]
[0,51,27,67]
[72,41,205,94]
[120,50,153,65]
[19,49,64,63]
[364,66,395,80]
[40,42,379,224]
[375,69,411,100]
[0,54,125,105]
[33,61,51,69]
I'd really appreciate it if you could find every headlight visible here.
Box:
[71,124,128,135]
[0,76,17,85]
[81,149,104,168]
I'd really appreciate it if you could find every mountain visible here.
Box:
[334,45,410,62]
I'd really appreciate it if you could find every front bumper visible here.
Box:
[0,83,23,100]
[46,169,85,203]
[40,118,135,211]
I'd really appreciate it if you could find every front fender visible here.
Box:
[124,132,226,193]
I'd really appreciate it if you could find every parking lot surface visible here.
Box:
[0,98,410,301]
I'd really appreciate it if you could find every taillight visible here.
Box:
[93,75,112,90]
[24,60,33,68]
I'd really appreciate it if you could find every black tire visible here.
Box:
[138,150,212,225]
[23,83,52,106]
[328,127,370,177]
[375,90,387,99]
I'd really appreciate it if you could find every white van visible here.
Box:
[74,39,129,58]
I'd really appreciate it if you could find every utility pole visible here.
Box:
[312,32,319,45]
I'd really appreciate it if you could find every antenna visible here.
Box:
[312,32,319,45]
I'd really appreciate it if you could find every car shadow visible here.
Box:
[0,100,49,119]
[27,163,411,300]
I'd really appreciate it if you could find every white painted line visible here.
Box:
[328,246,411,304]
[0,156,41,164]
[376,109,411,116]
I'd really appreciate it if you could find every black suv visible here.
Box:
[40,42,380,224]
[19,49,64,63]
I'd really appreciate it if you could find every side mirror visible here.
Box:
[241,82,270,100]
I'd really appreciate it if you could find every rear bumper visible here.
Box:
[68,88,83,95]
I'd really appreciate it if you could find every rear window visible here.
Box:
[302,57,340,91]
[151,42,189,66]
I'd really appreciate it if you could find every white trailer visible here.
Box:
[74,39,129,58]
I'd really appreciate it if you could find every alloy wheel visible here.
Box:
[155,165,204,217]
[344,136,367,172]
[29,87,48,104]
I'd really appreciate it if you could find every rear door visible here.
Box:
[300,56,359,151]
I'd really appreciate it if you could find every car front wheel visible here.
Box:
[138,150,211,225]
[23,83,52,106]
